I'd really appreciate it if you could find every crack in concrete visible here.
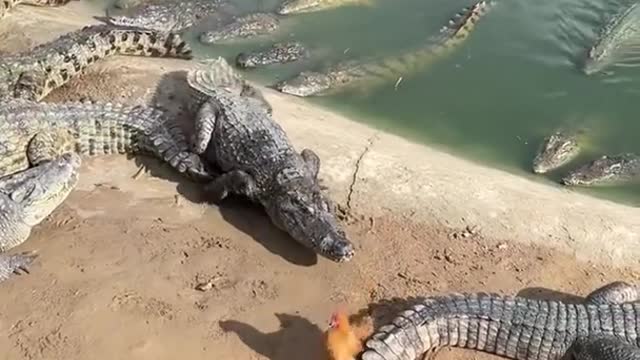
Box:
[346,134,377,211]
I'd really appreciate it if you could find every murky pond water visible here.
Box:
[103,0,640,206]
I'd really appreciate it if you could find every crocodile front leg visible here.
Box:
[584,281,640,304]
[301,148,320,179]
[26,129,76,166]
[570,335,640,360]
[204,170,258,203]
[192,99,219,155]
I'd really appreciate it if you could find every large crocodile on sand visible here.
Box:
[532,131,581,174]
[0,153,81,284]
[236,41,309,69]
[276,0,372,15]
[561,153,640,186]
[198,12,280,45]
[182,58,355,262]
[0,24,193,101]
[0,0,73,21]
[99,0,236,32]
[274,0,495,97]
[360,281,640,360]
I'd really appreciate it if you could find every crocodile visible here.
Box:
[561,153,640,186]
[583,2,640,75]
[0,0,73,21]
[236,41,309,69]
[360,281,640,360]
[532,131,581,174]
[276,0,372,15]
[183,58,355,262]
[100,0,236,32]
[0,152,81,284]
[198,12,280,45]
[0,24,193,102]
[274,0,495,97]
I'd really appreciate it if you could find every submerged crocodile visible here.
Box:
[0,0,72,21]
[183,58,355,262]
[0,153,81,284]
[274,0,494,97]
[236,42,309,69]
[532,131,581,174]
[276,0,372,14]
[561,153,640,186]
[100,0,235,32]
[0,24,192,101]
[583,2,640,75]
[360,281,640,360]
[198,12,280,45]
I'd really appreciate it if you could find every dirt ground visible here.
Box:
[1,3,640,360]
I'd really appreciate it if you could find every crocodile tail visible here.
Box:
[360,293,533,360]
[100,26,192,59]
[437,0,495,50]
[20,0,75,6]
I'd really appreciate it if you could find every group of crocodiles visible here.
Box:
[3,3,640,360]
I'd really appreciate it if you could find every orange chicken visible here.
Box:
[325,308,371,360]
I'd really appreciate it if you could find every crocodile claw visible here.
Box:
[0,252,38,282]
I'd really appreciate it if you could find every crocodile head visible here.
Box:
[272,71,332,97]
[561,154,635,186]
[276,0,320,14]
[5,152,81,227]
[583,44,610,75]
[532,132,580,174]
[264,178,355,262]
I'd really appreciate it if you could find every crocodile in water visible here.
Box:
[274,0,494,97]
[100,0,236,32]
[0,24,193,101]
[532,131,581,174]
[561,153,640,186]
[276,0,372,15]
[198,12,280,45]
[360,281,640,360]
[183,58,355,262]
[0,152,81,284]
[0,0,73,21]
[236,41,309,69]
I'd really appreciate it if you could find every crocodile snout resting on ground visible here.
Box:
[360,281,640,360]
[276,0,372,15]
[0,152,81,284]
[532,131,581,174]
[198,12,280,45]
[183,58,355,262]
[0,24,193,101]
[561,153,640,186]
[100,0,235,32]
[236,42,309,69]
[0,0,74,21]
[274,0,495,97]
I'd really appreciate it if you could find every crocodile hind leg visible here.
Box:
[0,0,22,19]
[13,69,48,101]
[569,335,640,360]
[204,170,258,203]
[26,129,76,166]
[191,100,219,155]
[584,281,640,304]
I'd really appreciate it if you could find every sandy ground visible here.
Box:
[1,2,640,360]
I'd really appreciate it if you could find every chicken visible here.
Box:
[325,308,373,360]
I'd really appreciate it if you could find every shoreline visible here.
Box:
[4,1,640,267]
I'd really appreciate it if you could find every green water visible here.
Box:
[109,0,640,206]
